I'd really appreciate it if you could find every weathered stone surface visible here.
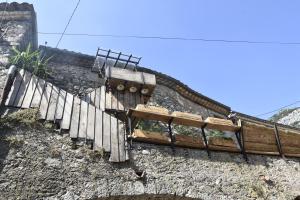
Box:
[0,126,299,200]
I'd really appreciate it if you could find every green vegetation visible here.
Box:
[0,108,39,128]
[9,44,51,78]
[269,107,299,122]
[4,136,24,148]
[137,120,167,133]
[136,119,229,138]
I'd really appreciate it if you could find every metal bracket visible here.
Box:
[201,123,210,158]
[274,123,284,158]
[127,116,133,149]
[168,118,176,153]
[235,120,248,162]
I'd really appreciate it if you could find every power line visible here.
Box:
[38,31,300,45]
[55,0,81,48]
[255,100,300,117]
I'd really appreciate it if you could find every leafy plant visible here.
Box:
[9,44,51,78]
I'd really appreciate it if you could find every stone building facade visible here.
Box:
[0,2,299,200]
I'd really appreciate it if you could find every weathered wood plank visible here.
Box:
[109,116,120,162]
[95,87,101,109]
[13,71,32,107]
[94,108,103,150]
[61,92,73,130]
[105,89,112,110]
[129,92,136,108]
[90,90,96,105]
[135,92,141,106]
[124,91,130,110]
[21,74,38,108]
[87,104,95,140]
[118,120,126,162]
[118,91,124,110]
[106,67,156,86]
[111,90,118,110]
[79,100,88,138]
[5,69,25,106]
[46,85,59,121]
[100,86,106,111]
[30,79,45,108]
[39,82,53,119]
[102,112,111,152]
[69,97,81,138]
[55,89,66,120]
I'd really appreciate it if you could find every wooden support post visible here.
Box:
[201,123,210,158]
[0,65,17,106]
[127,116,133,149]
[235,120,248,162]
[168,118,176,153]
[274,123,285,158]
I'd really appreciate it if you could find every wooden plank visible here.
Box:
[105,89,112,110]
[5,69,25,106]
[135,93,141,106]
[90,90,96,105]
[94,109,103,150]
[129,109,171,123]
[100,86,106,110]
[30,79,45,108]
[109,116,120,162]
[61,92,74,130]
[102,112,111,152]
[111,90,118,110]
[95,87,101,109]
[21,75,38,108]
[106,67,156,86]
[129,92,136,108]
[118,119,126,162]
[243,122,277,145]
[132,129,170,145]
[205,117,240,132]
[87,104,95,140]
[124,91,130,110]
[279,129,300,147]
[118,91,124,110]
[69,97,81,138]
[78,100,88,138]
[39,82,52,119]
[13,71,32,107]
[55,89,66,120]
[46,85,59,121]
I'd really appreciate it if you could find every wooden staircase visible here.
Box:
[4,69,129,162]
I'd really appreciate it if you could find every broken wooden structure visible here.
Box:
[1,59,300,163]
[128,105,300,158]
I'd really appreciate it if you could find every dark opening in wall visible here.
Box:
[94,194,198,200]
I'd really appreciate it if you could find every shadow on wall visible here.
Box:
[0,133,10,173]
[94,194,198,200]
[129,142,300,167]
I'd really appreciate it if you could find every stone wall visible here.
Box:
[0,124,299,200]
[0,2,37,101]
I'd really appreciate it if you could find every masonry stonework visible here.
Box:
[0,2,37,101]
[1,2,300,200]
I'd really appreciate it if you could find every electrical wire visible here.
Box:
[38,31,300,45]
[255,100,300,117]
[55,0,81,48]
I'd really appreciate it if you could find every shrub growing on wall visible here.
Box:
[9,44,51,78]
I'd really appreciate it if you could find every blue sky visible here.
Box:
[11,0,300,118]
